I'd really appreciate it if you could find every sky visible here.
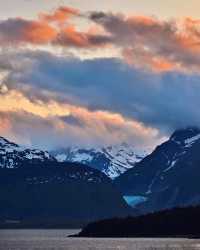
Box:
[1,0,200,150]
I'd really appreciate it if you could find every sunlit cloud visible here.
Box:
[1,4,200,150]
[1,49,200,139]
[0,89,162,150]
[39,6,79,23]
[0,90,71,118]
[89,12,200,72]
[1,6,200,72]
[0,6,110,49]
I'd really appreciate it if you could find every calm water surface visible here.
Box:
[0,229,200,250]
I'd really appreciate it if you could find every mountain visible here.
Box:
[0,136,55,168]
[0,162,131,228]
[75,205,200,238]
[115,127,200,213]
[51,143,146,179]
[0,137,132,228]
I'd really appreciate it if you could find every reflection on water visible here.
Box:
[0,229,200,250]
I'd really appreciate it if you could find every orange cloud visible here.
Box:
[56,25,90,47]
[0,18,58,45]
[176,17,200,53]
[39,6,79,23]
[123,47,175,72]
[23,20,57,44]
[0,116,11,133]
[127,15,158,27]
[2,7,200,72]
[0,7,109,48]
[90,11,200,72]
[0,90,71,118]
[152,58,175,72]
[0,90,161,149]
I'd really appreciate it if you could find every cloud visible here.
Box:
[1,49,200,141]
[122,47,175,72]
[61,115,83,127]
[2,4,200,150]
[1,6,200,73]
[39,6,79,23]
[89,12,200,72]
[0,6,110,48]
[0,89,161,150]
[0,18,57,45]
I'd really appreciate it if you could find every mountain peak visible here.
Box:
[0,136,55,168]
[0,136,16,145]
[51,143,147,179]
[170,127,200,144]
[115,126,200,214]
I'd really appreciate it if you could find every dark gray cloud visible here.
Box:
[60,115,84,127]
[1,49,200,138]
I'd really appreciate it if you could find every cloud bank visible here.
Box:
[1,7,200,72]
[1,6,200,149]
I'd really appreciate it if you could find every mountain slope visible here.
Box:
[0,137,132,227]
[0,162,132,228]
[0,137,55,168]
[51,143,146,179]
[115,127,200,213]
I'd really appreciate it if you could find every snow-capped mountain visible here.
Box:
[0,136,55,168]
[115,127,200,213]
[0,136,146,179]
[51,143,147,179]
[0,136,131,227]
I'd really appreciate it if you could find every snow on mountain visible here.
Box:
[51,143,147,179]
[0,136,147,179]
[115,127,200,213]
[0,136,55,168]
[0,136,108,184]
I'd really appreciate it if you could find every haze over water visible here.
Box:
[0,229,199,250]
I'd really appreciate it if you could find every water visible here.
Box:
[0,229,200,250]
[123,195,147,207]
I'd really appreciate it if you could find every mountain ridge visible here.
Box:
[0,136,146,179]
[0,136,55,169]
[51,143,147,179]
[0,161,132,228]
[115,127,200,213]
